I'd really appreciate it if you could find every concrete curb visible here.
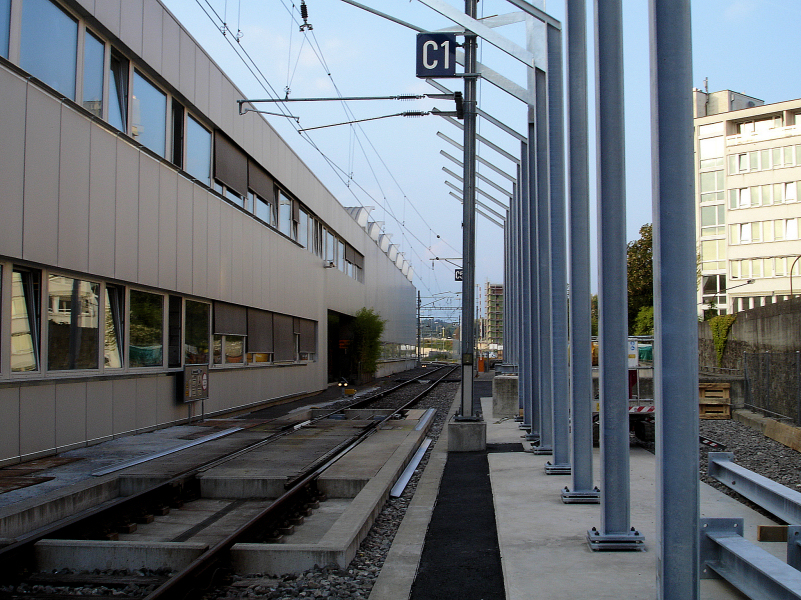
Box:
[367,386,461,600]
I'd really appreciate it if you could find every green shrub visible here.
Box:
[709,314,736,367]
[353,308,386,381]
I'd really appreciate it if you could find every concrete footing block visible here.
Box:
[447,419,486,452]
[34,540,208,572]
[492,375,518,418]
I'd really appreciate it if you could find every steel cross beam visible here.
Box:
[700,518,801,599]
[708,453,801,525]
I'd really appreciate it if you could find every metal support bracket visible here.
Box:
[529,443,552,456]
[788,525,801,570]
[586,527,645,551]
[700,518,801,599]
[561,486,600,504]
[708,452,801,524]
[544,461,571,475]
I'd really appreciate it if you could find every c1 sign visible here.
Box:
[416,33,457,78]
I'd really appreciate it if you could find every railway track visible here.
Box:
[0,365,458,600]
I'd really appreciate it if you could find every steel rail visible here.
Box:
[144,365,459,600]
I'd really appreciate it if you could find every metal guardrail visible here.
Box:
[708,452,801,525]
[700,518,801,599]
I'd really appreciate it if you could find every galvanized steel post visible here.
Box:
[650,0,698,592]
[562,0,599,503]
[544,22,570,474]
[587,0,643,550]
[459,0,478,419]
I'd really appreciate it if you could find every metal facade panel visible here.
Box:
[250,220,264,307]
[206,197,221,299]
[178,28,196,104]
[175,176,194,293]
[93,0,121,39]
[141,0,163,73]
[158,168,178,290]
[111,378,137,435]
[23,86,61,266]
[86,380,113,443]
[240,218,255,304]
[114,140,139,283]
[0,388,20,462]
[218,203,233,299]
[138,154,160,287]
[192,186,209,297]
[0,68,26,258]
[207,64,223,130]
[194,48,210,116]
[135,376,158,430]
[19,385,56,457]
[231,212,245,305]
[161,13,180,89]
[88,124,117,278]
[219,81,235,140]
[120,0,143,58]
[55,382,87,449]
[58,105,91,273]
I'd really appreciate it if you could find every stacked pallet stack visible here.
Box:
[699,383,731,419]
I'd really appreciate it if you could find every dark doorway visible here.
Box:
[327,310,355,384]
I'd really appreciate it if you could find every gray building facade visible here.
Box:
[0,0,416,465]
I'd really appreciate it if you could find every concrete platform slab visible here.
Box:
[35,539,208,571]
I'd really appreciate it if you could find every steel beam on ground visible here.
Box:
[650,0,699,595]
[544,22,570,474]
[588,0,642,551]
[562,0,598,504]
[708,453,801,525]
[700,518,801,600]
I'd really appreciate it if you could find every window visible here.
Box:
[171,101,184,167]
[787,218,798,240]
[47,275,99,370]
[700,205,724,236]
[785,182,797,203]
[185,300,210,364]
[775,257,786,276]
[104,284,123,368]
[82,31,104,118]
[108,51,128,132]
[278,192,293,237]
[760,149,771,171]
[738,154,749,172]
[774,183,784,204]
[730,260,740,279]
[168,295,182,368]
[701,239,726,270]
[213,335,244,365]
[186,115,211,184]
[11,268,40,372]
[246,308,273,364]
[739,222,751,244]
[698,122,724,137]
[698,137,724,169]
[224,187,245,209]
[298,209,309,248]
[129,290,163,367]
[761,184,773,206]
[325,229,335,263]
[0,0,9,58]
[213,302,245,366]
[699,170,724,203]
[20,0,78,100]
[252,191,276,226]
[749,151,758,171]
[772,148,781,169]
[337,240,345,272]
[774,219,785,241]
[751,259,763,278]
[132,71,167,157]
[730,187,750,209]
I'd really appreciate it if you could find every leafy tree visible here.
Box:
[352,307,386,382]
[632,305,654,336]
[590,294,599,337]
[627,223,653,335]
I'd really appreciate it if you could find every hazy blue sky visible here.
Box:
[162,0,801,321]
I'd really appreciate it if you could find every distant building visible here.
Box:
[482,283,503,353]
[694,89,801,315]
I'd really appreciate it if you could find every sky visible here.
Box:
[161,0,801,323]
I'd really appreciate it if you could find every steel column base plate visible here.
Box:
[561,487,600,504]
[530,444,552,455]
[586,528,645,551]
[544,461,571,475]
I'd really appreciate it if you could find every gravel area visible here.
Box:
[206,378,460,600]
[699,417,801,511]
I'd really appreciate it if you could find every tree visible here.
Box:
[352,307,386,383]
[627,223,653,335]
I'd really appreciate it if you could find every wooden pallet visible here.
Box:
[699,401,731,420]
[699,383,730,402]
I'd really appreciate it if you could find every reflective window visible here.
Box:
[83,30,104,118]
[298,209,309,248]
[132,71,167,157]
[108,52,128,131]
[337,240,345,272]
[129,290,163,367]
[253,191,275,226]
[278,192,293,237]
[20,0,78,99]
[225,187,244,208]
[104,284,123,368]
[47,275,99,370]
[0,0,10,58]
[213,335,244,365]
[11,268,40,372]
[185,300,210,365]
[186,115,212,184]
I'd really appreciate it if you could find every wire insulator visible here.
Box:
[301,2,309,20]
[396,94,422,101]
[402,111,428,118]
